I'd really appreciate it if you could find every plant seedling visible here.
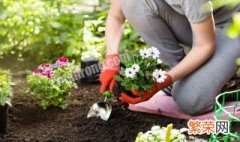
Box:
[103,91,111,99]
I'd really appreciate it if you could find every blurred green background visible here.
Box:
[0,0,146,67]
[0,0,240,69]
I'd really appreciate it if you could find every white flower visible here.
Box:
[131,64,140,72]
[125,68,136,78]
[178,134,187,141]
[135,125,188,142]
[149,47,160,59]
[152,69,167,83]
[139,47,160,59]
[151,125,161,131]
[139,48,151,59]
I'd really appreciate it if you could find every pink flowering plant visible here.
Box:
[26,57,77,110]
[114,47,168,96]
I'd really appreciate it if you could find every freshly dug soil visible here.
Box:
[0,54,239,142]
[0,76,208,142]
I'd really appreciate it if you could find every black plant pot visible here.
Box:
[80,58,100,83]
[0,105,8,134]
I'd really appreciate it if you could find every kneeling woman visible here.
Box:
[99,0,240,115]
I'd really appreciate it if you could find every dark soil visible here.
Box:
[0,75,198,142]
[0,58,238,142]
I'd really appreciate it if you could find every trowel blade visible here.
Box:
[87,101,112,121]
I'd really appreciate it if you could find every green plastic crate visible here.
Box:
[209,90,240,142]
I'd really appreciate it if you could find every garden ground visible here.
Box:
[1,76,210,142]
[0,57,235,142]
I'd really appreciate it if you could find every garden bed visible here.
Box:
[0,57,238,141]
[0,75,209,142]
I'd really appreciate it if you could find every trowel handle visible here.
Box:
[104,97,107,102]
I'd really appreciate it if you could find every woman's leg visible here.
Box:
[121,0,240,116]
[120,0,192,67]
[172,28,240,115]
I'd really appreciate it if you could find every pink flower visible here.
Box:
[32,69,41,75]
[47,70,54,78]
[38,64,52,72]
[55,56,69,67]
[32,63,54,78]
[58,56,69,63]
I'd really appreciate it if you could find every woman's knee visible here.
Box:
[172,81,215,115]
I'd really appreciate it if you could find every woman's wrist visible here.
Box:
[103,54,120,70]
[166,71,177,83]
[106,47,119,55]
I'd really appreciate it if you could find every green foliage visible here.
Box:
[120,22,147,53]
[212,0,240,9]
[0,69,14,106]
[81,8,146,62]
[212,0,240,38]
[26,63,77,110]
[227,13,240,38]
[0,0,84,62]
[0,0,146,63]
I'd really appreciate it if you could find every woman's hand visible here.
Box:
[99,0,125,93]
[99,54,120,93]
[168,15,216,82]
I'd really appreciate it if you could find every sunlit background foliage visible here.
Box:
[0,0,145,64]
[0,0,240,66]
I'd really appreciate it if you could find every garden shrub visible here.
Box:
[26,57,78,109]
[0,69,14,106]
[0,0,146,64]
[0,0,84,62]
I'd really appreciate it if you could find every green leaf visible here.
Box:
[236,58,240,66]
[114,75,123,82]
[138,70,144,77]
[131,84,139,90]
[143,85,153,91]
[41,100,49,110]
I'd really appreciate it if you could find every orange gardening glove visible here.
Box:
[99,54,120,94]
[119,74,173,104]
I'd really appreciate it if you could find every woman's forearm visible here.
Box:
[168,44,215,82]
[168,15,216,82]
[105,0,125,55]
[106,16,125,55]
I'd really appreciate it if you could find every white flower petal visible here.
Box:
[125,68,136,78]
[132,64,140,72]
[139,48,151,59]
[151,126,161,131]
[152,69,167,83]
[149,46,160,59]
